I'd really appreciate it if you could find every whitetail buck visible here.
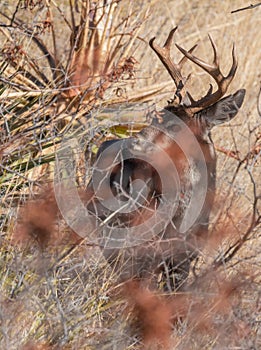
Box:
[86,27,245,291]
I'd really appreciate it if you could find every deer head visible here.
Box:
[86,28,245,291]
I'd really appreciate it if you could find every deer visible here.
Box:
[86,27,245,292]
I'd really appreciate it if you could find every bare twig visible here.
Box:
[0,0,21,27]
[231,2,261,14]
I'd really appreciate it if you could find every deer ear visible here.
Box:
[198,89,246,129]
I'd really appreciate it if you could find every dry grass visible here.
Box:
[0,1,260,349]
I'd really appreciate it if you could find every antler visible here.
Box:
[176,34,238,112]
[149,27,197,104]
[149,28,238,114]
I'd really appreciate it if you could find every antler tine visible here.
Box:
[208,34,219,66]
[228,43,238,80]
[179,44,198,67]
[149,27,182,88]
[149,27,198,102]
[175,35,238,111]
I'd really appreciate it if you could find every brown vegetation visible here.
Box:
[0,1,260,349]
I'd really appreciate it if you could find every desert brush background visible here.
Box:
[0,1,260,349]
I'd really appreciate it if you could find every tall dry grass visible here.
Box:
[0,1,260,349]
